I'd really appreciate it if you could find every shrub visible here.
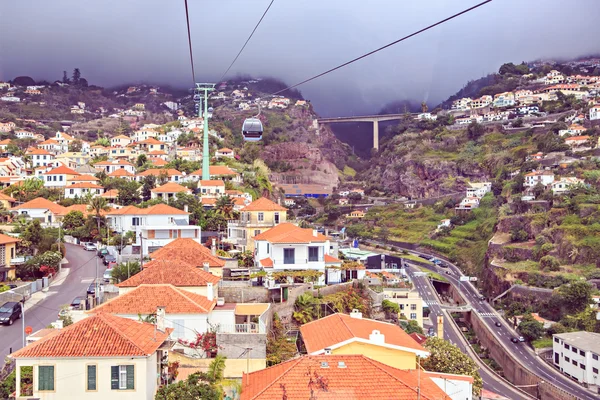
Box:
[540,255,560,271]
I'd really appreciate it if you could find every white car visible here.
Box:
[103,269,113,282]
[83,242,97,251]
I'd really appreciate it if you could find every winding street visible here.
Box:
[0,244,105,361]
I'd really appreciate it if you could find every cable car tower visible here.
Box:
[194,83,215,181]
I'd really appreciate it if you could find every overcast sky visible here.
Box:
[1,0,599,116]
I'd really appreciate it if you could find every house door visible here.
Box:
[283,248,295,264]
[274,213,280,224]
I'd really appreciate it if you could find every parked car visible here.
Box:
[83,242,97,251]
[87,282,99,295]
[103,255,116,265]
[511,337,519,343]
[494,321,502,327]
[70,296,86,309]
[103,269,113,282]
[418,254,429,260]
[97,248,109,258]
[518,336,526,342]
[0,301,22,325]
[107,261,117,269]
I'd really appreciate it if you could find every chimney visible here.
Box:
[184,204,189,213]
[211,238,216,256]
[369,330,385,345]
[324,348,331,355]
[203,262,210,272]
[207,282,214,301]
[156,306,166,332]
[349,309,362,319]
[313,229,318,237]
[325,229,329,237]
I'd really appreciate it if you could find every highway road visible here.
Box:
[406,263,533,399]
[400,246,599,400]
[0,244,105,360]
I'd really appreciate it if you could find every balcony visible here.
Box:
[215,322,266,334]
[227,219,277,228]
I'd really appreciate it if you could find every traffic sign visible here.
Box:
[25,326,33,335]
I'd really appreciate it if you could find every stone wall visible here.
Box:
[169,351,265,378]
[217,333,267,359]
[218,286,269,303]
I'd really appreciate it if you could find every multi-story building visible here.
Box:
[524,171,555,188]
[41,165,80,188]
[590,104,600,121]
[94,159,136,175]
[553,331,600,386]
[382,287,424,327]
[469,95,492,109]
[26,148,55,168]
[226,197,287,252]
[466,182,491,198]
[0,233,20,281]
[493,92,515,108]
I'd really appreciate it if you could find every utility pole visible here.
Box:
[195,83,215,181]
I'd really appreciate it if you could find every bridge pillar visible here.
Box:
[373,120,379,150]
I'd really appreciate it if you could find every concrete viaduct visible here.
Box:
[316,113,417,150]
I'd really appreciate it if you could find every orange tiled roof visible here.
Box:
[150,238,225,267]
[108,203,188,216]
[192,165,238,176]
[148,150,167,155]
[565,135,590,141]
[254,223,327,244]
[137,168,182,177]
[201,197,217,206]
[240,354,449,400]
[0,233,19,245]
[68,175,99,182]
[11,197,66,214]
[42,165,79,175]
[118,259,220,287]
[38,139,59,145]
[150,158,168,166]
[101,188,119,198]
[93,284,216,314]
[243,197,286,212]
[108,169,134,177]
[26,148,52,156]
[95,159,133,166]
[0,192,15,202]
[58,204,113,217]
[151,182,191,193]
[139,137,164,145]
[259,257,273,268]
[10,313,171,358]
[324,254,341,263]
[199,179,225,186]
[300,313,426,355]
[66,182,103,189]
[218,147,233,152]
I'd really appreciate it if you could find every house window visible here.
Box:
[254,230,260,237]
[580,350,585,356]
[111,365,134,390]
[593,367,599,374]
[274,212,280,224]
[580,363,585,370]
[87,365,97,391]
[258,212,264,222]
[410,313,417,320]
[38,365,55,391]
[308,246,319,262]
[565,356,570,362]
[266,243,269,253]
[593,354,599,361]
[59,176,63,181]
[132,217,140,226]
[411,304,417,311]
[572,360,577,366]
[69,189,74,194]
[565,344,570,350]
[572,347,578,353]
[284,248,295,264]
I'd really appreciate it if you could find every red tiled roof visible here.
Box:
[565,135,590,141]
[300,313,426,355]
[10,313,171,358]
[242,197,286,212]
[66,182,103,189]
[0,192,15,202]
[11,197,66,214]
[108,169,134,177]
[26,148,52,156]
[259,258,273,268]
[93,284,216,314]
[199,180,225,186]
[107,203,188,216]
[324,254,341,264]
[42,165,79,175]
[409,332,428,345]
[0,233,19,245]
[117,260,220,287]
[101,189,119,198]
[69,175,99,182]
[150,238,225,267]
[151,182,191,193]
[240,355,449,400]
[149,158,168,166]
[254,223,327,244]
[139,137,164,145]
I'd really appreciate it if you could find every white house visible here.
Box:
[455,197,480,211]
[254,223,342,285]
[10,197,66,226]
[198,180,225,197]
[451,98,472,111]
[136,168,184,183]
[469,95,492,109]
[26,148,55,168]
[416,113,437,121]
[553,331,600,386]
[437,219,451,230]
[190,165,241,183]
[215,148,235,159]
[150,182,192,201]
[64,182,105,199]
[466,182,491,198]
[590,104,600,121]
[110,135,132,148]
[91,284,215,350]
[559,124,587,137]
[564,135,591,148]
[9,313,172,399]
[551,177,585,195]
[524,171,555,188]
[493,92,515,108]
[42,165,80,188]
[94,159,136,175]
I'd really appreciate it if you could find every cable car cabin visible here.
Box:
[193,94,201,102]
[242,118,263,141]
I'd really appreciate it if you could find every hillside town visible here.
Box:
[2,50,600,400]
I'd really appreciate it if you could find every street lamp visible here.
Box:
[9,291,26,348]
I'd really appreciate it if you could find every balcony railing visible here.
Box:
[272,258,323,265]
[215,323,266,334]
[227,220,277,228]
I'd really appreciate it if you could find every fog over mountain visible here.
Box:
[1,0,599,116]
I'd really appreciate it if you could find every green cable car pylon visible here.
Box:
[194,83,215,181]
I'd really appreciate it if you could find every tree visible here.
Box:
[421,337,482,395]
[94,137,110,147]
[266,312,297,366]
[509,227,528,242]
[540,255,560,272]
[518,313,544,342]
[110,261,141,283]
[155,371,220,400]
[402,319,424,335]
[467,121,484,141]
[22,220,43,251]
[293,292,318,324]
[62,210,85,230]
[61,71,70,84]
[141,175,156,201]
[68,139,83,152]
[512,118,523,128]
[136,154,148,167]
[72,68,81,85]
[558,281,592,314]
[214,195,236,220]
[378,226,390,245]
[348,192,362,203]
[117,180,141,205]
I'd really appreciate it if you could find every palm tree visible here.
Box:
[206,355,241,399]
[214,195,236,220]
[88,197,110,242]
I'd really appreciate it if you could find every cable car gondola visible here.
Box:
[242,117,263,141]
